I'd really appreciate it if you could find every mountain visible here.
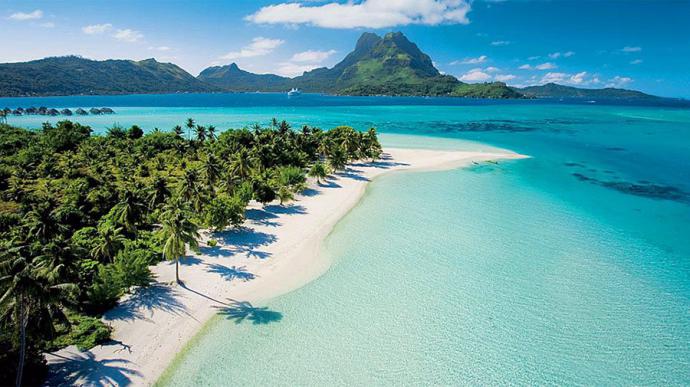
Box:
[515,83,658,99]
[0,56,218,97]
[199,32,523,98]
[198,63,289,92]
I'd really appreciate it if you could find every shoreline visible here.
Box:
[45,147,527,386]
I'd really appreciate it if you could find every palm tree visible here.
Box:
[112,186,147,234]
[91,222,126,263]
[0,244,76,387]
[231,149,253,180]
[195,125,207,143]
[172,125,184,138]
[207,125,217,142]
[327,146,348,172]
[201,153,221,192]
[185,118,195,141]
[149,175,171,209]
[277,186,293,205]
[160,202,199,284]
[308,161,329,184]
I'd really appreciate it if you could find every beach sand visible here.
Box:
[45,147,526,386]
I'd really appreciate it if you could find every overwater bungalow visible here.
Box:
[25,106,37,114]
[61,108,73,116]
[48,108,60,116]
[100,107,115,114]
[2,108,11,114]
[38,106,48,115]
[90,107,102,115]
[12,109,22,115]
[75,108,88,115]
[16,107,25,113]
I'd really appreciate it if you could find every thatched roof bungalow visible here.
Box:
[38,106,48,115]
[75,108,88,115]
[89,108,102,115]
[61,108,73,116]
[25,107,37,114]
[12,109,22,115]
[48,108,60,116]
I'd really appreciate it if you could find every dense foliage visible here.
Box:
[0,56,218,97]
[0,119,381,385]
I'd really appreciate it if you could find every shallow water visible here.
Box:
[5,94,689,384]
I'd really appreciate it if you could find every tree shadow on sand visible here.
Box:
[46,351,141,387]
[205,263,256,282]
[104,284,191,322]
[245,208,281,227]
[214,299,283,325]
[263,203,307,215]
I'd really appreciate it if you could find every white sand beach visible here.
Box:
[45,147,526,386]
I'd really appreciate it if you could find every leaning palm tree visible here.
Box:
[160,202,199,284]
[207,125,217,142]
[308,161,329,184]
[0,244,76,387]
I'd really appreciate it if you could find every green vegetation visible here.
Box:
[0,56,218,97]
[514,82,657,99]
[452,82,526,99]
[0,119,381,385]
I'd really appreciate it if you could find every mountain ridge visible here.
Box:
[0,56,218,97]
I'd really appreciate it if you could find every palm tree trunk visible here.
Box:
[175,256,180,284]
[16,296,27,387]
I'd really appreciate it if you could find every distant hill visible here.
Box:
[0,56,218,97]
[199,32,524,99]
[198,63,288,92]
[515,83,658,99]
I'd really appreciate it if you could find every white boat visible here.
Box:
[287,88,302,97]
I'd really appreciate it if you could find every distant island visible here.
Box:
[0,32,663,100]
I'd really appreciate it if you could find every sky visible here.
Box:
[2,0,689,98]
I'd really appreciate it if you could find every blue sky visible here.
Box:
[2,0,689,97]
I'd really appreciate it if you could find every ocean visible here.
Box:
[3,93,689,384]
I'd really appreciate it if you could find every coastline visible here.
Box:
[45,147,527,386]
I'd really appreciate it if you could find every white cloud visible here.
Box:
[149,46,172,52]
[452,55,487,65]
[495,74,516,82]
[39,22,55,28]
[621,46,641,52]
[484,66,500,73]
[491,40,510,46]
[527,56,540,60]
[548,51,575,59]
[459,68,492,82]
[276,62,323,77]
[519,64,532,70]
[247,0,471,29]
[630,59,643,65]
[540,72,568,84]
[290,49,337,63]
[221,37,284,60]
[535,62,557,70]
[113,28,143,42]
[569,71,587,85]
[82,23,112,34]
[8,9,42,20]
[606,76,633,88]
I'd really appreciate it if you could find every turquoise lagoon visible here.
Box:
[3,94,689,384]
